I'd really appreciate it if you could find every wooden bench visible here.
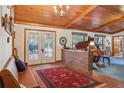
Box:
[18,67,39,88]
[0,56,39,88]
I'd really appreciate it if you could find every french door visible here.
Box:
[113,36,124,57]
[26,30,55,65]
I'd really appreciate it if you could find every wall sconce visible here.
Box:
[1,13,13,36]
[1,6,13,36]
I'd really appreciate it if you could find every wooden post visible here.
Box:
[88,50,93,72]
[12,31,15,56]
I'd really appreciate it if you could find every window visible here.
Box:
[72,32,87,48]
[94,34,106,51]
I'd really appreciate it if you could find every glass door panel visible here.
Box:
[44,34,53,59]
[42,32,55,63]
[28,32,39,61]
[26,31,41,65]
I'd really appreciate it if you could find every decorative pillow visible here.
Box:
[15,59,26,72]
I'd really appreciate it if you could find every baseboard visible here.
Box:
[55,60,62,62]
[27,60,62,66]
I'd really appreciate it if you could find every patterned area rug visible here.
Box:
[36,67,102,88]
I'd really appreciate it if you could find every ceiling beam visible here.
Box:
[14,20,65,29]
[93,15,124,32]
[111,28,124,34]
[15,20,111,34]
[69,26,111,34]
[64,5,98,28]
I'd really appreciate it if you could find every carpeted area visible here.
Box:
[94,57,124,81]
[110,57,124,65]
[36,67,102,88]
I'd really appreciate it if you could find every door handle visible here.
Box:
[40,49,44,52]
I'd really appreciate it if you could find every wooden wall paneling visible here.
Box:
[15,20,65,29]
[14,5,88,27]
[111,28,124,34]
[93,15,124,32]
[14,5,124,34]
[64,5,98,28]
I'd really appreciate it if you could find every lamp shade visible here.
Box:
[89,41,95,46]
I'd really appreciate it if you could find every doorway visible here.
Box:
[25,29,56,65]
[113,36,124,58]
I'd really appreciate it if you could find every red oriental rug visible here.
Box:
[36,67,102,88]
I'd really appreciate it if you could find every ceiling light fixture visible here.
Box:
[53,5,70,17]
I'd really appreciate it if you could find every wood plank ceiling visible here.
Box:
[14,5,124,34]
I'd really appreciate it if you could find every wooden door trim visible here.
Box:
[24,28,56,64]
